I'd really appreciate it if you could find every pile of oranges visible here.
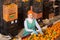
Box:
[23,22,60,40]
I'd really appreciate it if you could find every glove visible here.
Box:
[33,30,38,35]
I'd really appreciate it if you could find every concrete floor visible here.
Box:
[0,29,24,40]
[0,34,10,40]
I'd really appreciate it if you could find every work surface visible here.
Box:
[0,34,10,40]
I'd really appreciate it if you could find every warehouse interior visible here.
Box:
[0,0,60,40]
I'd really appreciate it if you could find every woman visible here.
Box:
[22,10,44,38]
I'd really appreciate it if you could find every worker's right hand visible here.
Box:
[33,30,38,35]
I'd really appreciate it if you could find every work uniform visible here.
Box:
[22,18,43,37]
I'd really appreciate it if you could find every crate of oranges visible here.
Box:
[22,21,60,40]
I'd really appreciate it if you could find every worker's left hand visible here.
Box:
[33,30,38,35]
[36,30,44,35]
[39,31,44,35]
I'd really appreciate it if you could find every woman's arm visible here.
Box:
[35,19,44,34]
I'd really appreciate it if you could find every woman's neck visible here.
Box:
[27,18,33,23]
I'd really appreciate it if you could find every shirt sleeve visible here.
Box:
[24,20,33,32]
[35,19,43,34]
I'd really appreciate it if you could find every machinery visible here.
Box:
[0,0,19,37]
[32,0,43,13]
[43,0,55,19]
[43,0,50,19]
[43,0,60,19]
[21,0,30,18]
[32,0,43,22]
[55,0,60,16]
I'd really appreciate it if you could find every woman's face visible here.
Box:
[28,14,33,19]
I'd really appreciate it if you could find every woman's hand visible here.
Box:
[39,31,44,35]
[36,30,44,35]
[33,30,38,35]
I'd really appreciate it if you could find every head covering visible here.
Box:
[27,6,33,15]
[30,6,32,11]
[28,10,33,15]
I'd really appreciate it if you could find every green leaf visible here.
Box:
[53,31,57,35]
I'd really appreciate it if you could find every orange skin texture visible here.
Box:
[22,22,60,40]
